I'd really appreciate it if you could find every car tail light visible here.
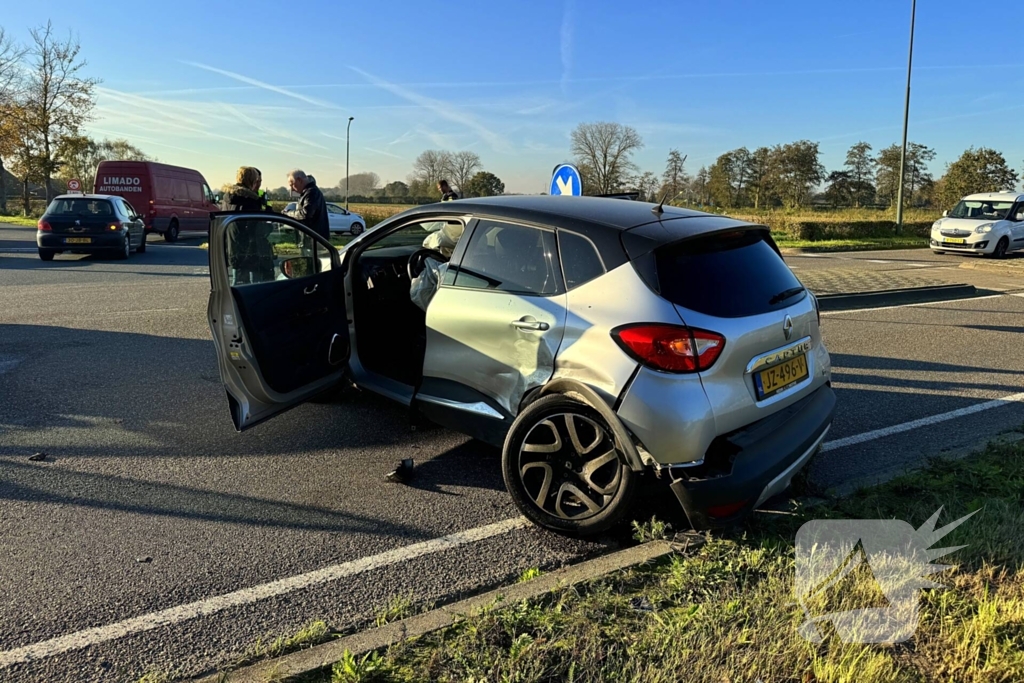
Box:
[707,499,750,518]
[611,323,725,373]
[37,220,52,232]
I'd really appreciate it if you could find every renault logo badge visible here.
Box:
[783,315,794,340]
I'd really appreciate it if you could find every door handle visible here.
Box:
[304,284,319,295]
[511,318,549,331]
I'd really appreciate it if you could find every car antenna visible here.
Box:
[652,155,686,217]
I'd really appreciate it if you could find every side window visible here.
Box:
[225,218,332,287]
[174,179,189,201]
[454,221,562,296]
[327,204,342,215]
[202,184,215,203]
[155,177,174,200]
[187,182,202,202]
[118,199,136,218]
[557,230,606,290]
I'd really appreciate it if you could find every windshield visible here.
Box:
[46,198,115,216]
[948,200,1014,220]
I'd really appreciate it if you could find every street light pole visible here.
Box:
[895,0,917,235]
[345,116,354,210]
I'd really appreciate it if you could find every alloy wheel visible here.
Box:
[517,413,622,521]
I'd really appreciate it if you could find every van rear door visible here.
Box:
[94,162,152,228]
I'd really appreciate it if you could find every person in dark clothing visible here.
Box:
[438,179,458,201]
[221,166,266,212]
[288,169,330,241]
[222,166,275,285]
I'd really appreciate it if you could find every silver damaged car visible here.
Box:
[207,196,836,537]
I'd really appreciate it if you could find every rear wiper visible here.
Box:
[768,286,805,305]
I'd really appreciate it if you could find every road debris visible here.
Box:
[28,452,47,462]
[386,459,415,484]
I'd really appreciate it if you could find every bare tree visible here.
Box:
[7,22,100,201]
[339,171,380,197]
[0,27,27,212]
[445,151,482,196]
[570,122,644,195]
[412,150,453,192]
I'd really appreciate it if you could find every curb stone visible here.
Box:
[189,538,699,683]
[815,284,979,311]
[958,260,1024,277]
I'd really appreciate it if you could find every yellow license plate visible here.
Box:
[756,354,809,399]
[943,238,966,244]
[64,237,92,244]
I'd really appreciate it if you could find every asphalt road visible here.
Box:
[2,226,1024,682]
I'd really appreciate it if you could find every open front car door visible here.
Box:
[207,213,349,430]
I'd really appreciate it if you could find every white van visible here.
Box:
[931,192,1024,258]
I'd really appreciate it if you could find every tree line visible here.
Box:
[566,121,1022,211]
[0,22,154,214]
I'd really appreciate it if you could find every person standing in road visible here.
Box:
[438,179,458,201]
[287,169,330,241]
[221,166,275,285]
[221,166,265,212]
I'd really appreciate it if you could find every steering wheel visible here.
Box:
[407,248,448,280]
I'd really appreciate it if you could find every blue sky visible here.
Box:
[5,0,1024,194]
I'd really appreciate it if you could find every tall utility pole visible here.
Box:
[895,0,917,234]
[345,116,354,210]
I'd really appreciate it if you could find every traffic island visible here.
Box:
[187,434,1024,683]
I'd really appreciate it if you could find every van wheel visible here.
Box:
[989,237,1009,259]
[39,249,55,261]
[502,394,638,538]
[136,232,147,253]
[166,221,179,243]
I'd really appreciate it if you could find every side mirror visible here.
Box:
[281,256,314,279]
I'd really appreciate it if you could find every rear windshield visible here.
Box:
[46,198,115,217]
[652,230,805,318]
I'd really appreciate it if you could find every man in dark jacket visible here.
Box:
[288,169,329,241]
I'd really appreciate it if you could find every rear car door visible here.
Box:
[326,204,352,233]
[208,213,349,430]
[115,199,142,246]
[418,218,567,422]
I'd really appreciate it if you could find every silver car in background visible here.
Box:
[206,196,836,537]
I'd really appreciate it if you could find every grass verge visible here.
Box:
[0,215,40,227]
[774,235,930,252]
[288,434,1024,682]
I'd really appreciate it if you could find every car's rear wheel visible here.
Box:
[349,222,364,236]
[502,394,638,537]
[38,249,55,261]
[116,233,130,260]
[165,220,179,243]
[990,237,1009,259]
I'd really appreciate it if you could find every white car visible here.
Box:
[930,192,1024,258]
[284,201,365,236]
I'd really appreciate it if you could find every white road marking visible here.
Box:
[0,517,529,668]
[821,391,1024,453]
[865,259,890,263]
[7,378,1024,667]
[821,293,1007,315]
